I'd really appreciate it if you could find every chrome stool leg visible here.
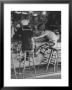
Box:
[19,61,21,74]
[32,51,36,77]
[11,54,17,79]
[23,51,26,78]
[52,50,58,72]
[46,49,53,73]
[28,53,31,70]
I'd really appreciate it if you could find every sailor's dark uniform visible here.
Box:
[21,30,33,52]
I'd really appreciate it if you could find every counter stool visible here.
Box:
[22,50,36,78]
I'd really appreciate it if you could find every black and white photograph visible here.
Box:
[4,4,68,86]
[11,11,61,79]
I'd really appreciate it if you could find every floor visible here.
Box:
[11,64,61,79]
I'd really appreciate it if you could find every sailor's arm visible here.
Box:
[33,33,48,40]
